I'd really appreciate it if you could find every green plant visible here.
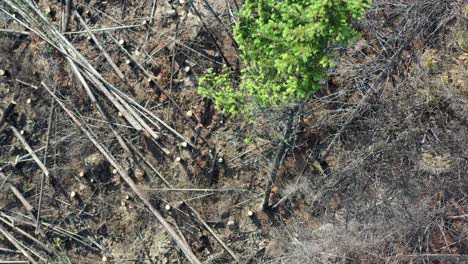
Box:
[198,67,245,115]
[199,0,370,115]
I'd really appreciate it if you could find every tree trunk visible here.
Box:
[262,107,298,210]
[62,0,72,32]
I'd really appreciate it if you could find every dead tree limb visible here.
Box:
[188,1,232,68]
[62,0,72,32]
[0,216,53,255]
[0,172,47,239]
[42,83,202,264]
[9,126,50,180]
[201,0,237,46]
[0,212,96,250]
[36,88,55,235]
[123,133,241,263]
[149,0,157,26]
[0,225,38,264]
[74,12,127,83]
[262,107,298,210]
[187,204,241,263]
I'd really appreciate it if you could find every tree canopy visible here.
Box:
[199,0,371,115]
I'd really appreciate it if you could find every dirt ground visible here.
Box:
[0,0,467,263]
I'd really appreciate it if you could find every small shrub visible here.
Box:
[198,67,245,116]
[199,0,371,115]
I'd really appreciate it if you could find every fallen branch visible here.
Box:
[0,225,38,264]
[0,29,29,35]
[124,137,241,263]
[36,88,55,235]
[187,204,241,263]
[63,24,141,35]
[9,126,49,180]
[0,212,96,250]
[0,172,47,239]
[144,188,246,192]
[42,82,201,264]
[0,216,53,255]
[61,0,72,32]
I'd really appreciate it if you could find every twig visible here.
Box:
[187,1,232,68]
[0,172,47,240]
[149,0,158,26]
[0,172,34,214]
[0,172,9,190]
[36,87,55,235]
[9,126,49,180]
[0,225,38,264]
[2,1,169,150]
[187,204,241,263]
[227,143,268,163]
[446,214,468,220]
[124,142,241,263]
[201,0,237,45]
[0,216,53,255]
[65,58,135,157]
[74,12,127,83]
[0,212,96,250]
[62,0,72,32]
[9,185,35,214]
[106,80,195,148]
[15,79,38,89]
[0,247,20,254]
[10,132,75,164]
[107,33,199,143]
[0,225,46,262]
[0,29,29,35]
[63,24,141,35]
[143,188,246,192]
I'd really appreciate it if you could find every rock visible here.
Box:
[134,166,145,181]
[265,240,282,258]
[84,153,110,180]
[219,206,230,219]
[165,10,177,18]
[183,77,195,87]
[84,153,106,168]
[227,216,236,230]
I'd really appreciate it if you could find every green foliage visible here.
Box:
[199,0,371,115]
[198,67,244,115]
